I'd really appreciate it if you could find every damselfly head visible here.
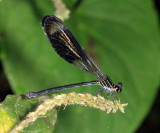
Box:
[115,82,122,93]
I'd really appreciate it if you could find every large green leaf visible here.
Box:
[0,0,159,133]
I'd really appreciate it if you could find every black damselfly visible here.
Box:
[26,15,122,99]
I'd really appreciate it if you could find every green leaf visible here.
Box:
[0,93,126,132]
[0,95,57,132]
[0,0,159,133]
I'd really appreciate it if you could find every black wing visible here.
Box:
[42,15,104,79]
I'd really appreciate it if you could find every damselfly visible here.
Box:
[26,15,122,99]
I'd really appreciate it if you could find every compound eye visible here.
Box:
[116,82,122,93]
[118,82,122,88]
[118,87,122,92]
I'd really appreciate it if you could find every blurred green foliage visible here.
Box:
[0,0,160,133]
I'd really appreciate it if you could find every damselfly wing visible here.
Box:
[42,15,104,79]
